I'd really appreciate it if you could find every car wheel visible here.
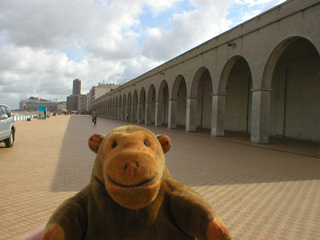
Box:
[5,129,14,148]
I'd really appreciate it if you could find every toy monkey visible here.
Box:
[41,125,231,240]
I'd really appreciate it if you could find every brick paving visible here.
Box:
[1,115,319,240]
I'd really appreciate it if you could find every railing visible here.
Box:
[12,111,38,122]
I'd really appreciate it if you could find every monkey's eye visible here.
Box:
[112,141,117,148]
[144,140,150,147]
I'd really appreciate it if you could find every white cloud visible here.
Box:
[0,0,285,109]
[87,36,138,60]
[142,0,234,61]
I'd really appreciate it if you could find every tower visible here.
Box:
[73,79,81,95]
[67,79,82,111]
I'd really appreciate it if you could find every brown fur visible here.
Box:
[41,125,231,240]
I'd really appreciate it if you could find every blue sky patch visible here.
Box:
[227,3,262,27]
[136,0,195,48]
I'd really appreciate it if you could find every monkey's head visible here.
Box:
[88,125,171,209]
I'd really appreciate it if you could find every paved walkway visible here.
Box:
[1,116,319,240]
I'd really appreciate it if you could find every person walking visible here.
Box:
[91,109,98,125]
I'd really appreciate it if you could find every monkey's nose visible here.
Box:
[124,162,139,182]
[124,162,139,170]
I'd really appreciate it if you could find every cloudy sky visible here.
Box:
[0,0,286,109]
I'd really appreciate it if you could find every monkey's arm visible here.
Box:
[41,195,87,240]
[168,180,231,240]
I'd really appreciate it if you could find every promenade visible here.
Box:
[1,115,319,240]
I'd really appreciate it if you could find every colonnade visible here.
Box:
[93,0,320,144]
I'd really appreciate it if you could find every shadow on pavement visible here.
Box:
[50,116,128,192]
[51,116,320,191]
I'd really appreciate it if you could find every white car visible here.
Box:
[0,104,15,148]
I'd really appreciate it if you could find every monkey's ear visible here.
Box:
[157,135,172,153]
[88,134,106,153]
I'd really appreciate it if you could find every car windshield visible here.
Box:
[0,106,5,115]
[4,106,11,116]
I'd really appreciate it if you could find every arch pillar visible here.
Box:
[250,88,272,144]
[145,102,152,125]
[116,106,118,119]
[186,97,197,132]
[137,103,144,124]
[117,106,121,120]
[120,106,124,120]
[155,101,162,127]
[125,105,129,121]
[211,93,226,137]
[131,103,137,123]
[168,99,177,129]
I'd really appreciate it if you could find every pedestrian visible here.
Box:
[91,109,98,125]
[126,113,129,121]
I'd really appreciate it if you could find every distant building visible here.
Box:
[19,97,66,112]
[73,79,81,95]
[67,79,84,111]
[67,80,120,113]
[79,94,89,114]
[67,95,81,112]
[88,83,120,111]
[57,102,67,112]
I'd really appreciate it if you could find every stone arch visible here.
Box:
[132,90,138,123]
[262,36,319,88]
[138,87,146,124]
[127,92,132,121]
[111,98,114,119]
[123,94,127,120]
[106,99,109,118]
[188,67,213,131]
[118,95,122,120]
[170,74,187,128]
[116,96,119,120]
[223,56,253,134]
[114,97,119,119]
[268,37,320,141]
[110,99,113,119]
[156,80,169,127]
[212,56,253,136]
[110,98,113,118]
[146,84,156,125]
[218,57,242,94]
[190,67,213,97]
[104,100,109,118]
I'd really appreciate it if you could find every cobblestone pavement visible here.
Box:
[1,116,319,240]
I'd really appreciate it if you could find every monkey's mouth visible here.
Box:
[107,173,158,188]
